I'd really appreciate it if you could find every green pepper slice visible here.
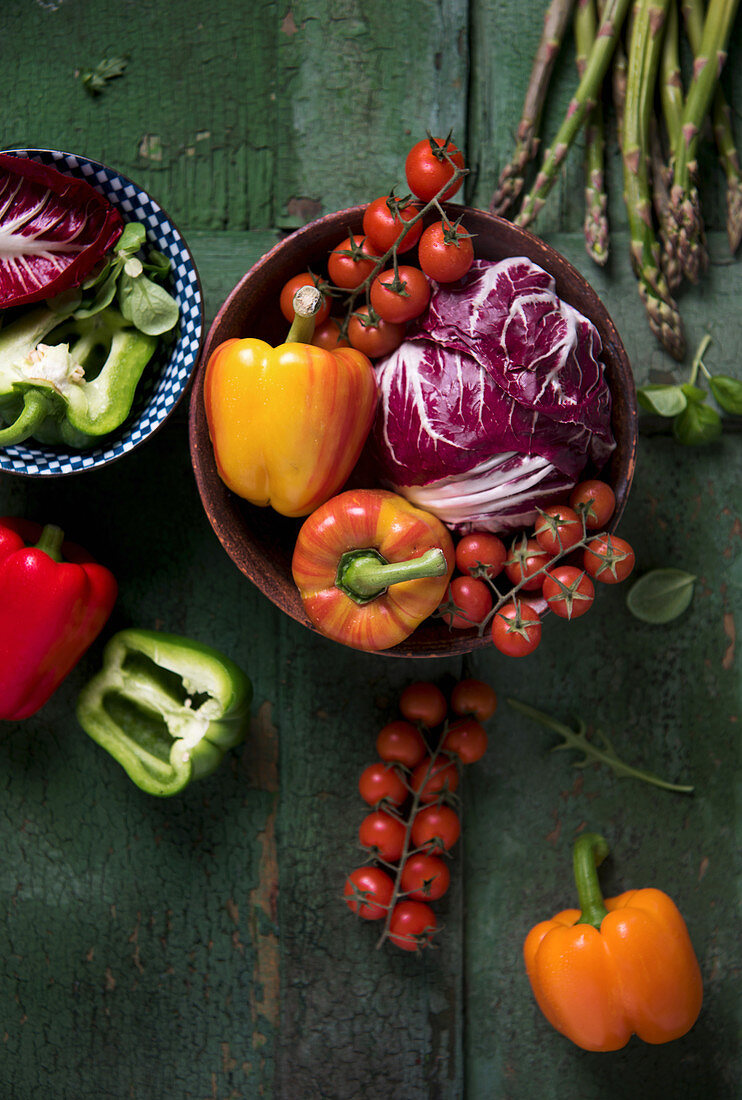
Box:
[76,629,252,797]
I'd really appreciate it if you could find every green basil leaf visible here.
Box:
[680,383,707,404]
[118,272,180,336]
[626,569,696,624]
[115,222,147,256]
[673,401,722,445]
[709,375,742,415]
[637,385,687,417]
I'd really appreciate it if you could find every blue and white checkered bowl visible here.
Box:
[0,149,203,476]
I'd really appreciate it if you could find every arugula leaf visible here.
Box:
[709,375,742,415]
[507,698,694,794]
[80,56,129,96]
[636,384,687,417]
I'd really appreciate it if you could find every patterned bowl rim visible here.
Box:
[0,147,204,477]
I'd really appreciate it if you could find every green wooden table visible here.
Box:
[1,3,740,1097]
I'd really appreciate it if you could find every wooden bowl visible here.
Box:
[188,205,637,658]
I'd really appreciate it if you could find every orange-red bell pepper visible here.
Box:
[204,286,377,518]
[524,832,703,1052]
[291,488,455,651]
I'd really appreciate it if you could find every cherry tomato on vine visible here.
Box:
[441,576,493,630]
[346,306,406,358]
[418,219,475,282]
[358,762,408,808]
[491,599,542,657]
[570,479,616,530]
[455,531,507,579]
[583,534,636,584]
[388,900,437,952]
[400,853,450,902]
[450,679,498,721]
[312,317,350,350]
[504,537,550,591]
[410,756,460,802]
[343,866,395,920]
[376,719,427,769]
[363,195,422,254]
[541,566,595,619]
[534,505,583,555]
[399,681,448,728]
[442,716,488,763]
[327,233,379,290]
[279,272,331,325]
[405,135,465,203]
[411,804,461,852]
[370,265,430,324]
[359,809,406,862]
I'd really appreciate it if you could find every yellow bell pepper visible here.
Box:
[204,287,378,518]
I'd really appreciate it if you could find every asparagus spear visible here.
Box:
[490,0,577,216]
[622,0,685,359]
[611,35,629,149]
[651,125,684,291]
[516,0,633,230]
[681,0,742,252]
[660,0,684,162]
[576,0,610,264]
[669,0,741,281]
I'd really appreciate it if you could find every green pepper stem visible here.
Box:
[0,390,51,446]
[338,547,448,602]
[573,832,610,930]
[34,524,65,562]
[286,285,323,344]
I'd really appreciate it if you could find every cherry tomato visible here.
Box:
[400,853,450,902]
[346,306,405,358]
[363,195,422,254]
[450,679,498,721]
[343,866,394,920]
[388,900,437,952]
[441,576,493,629]
[583,534,636,584]
[358,762,408,808]
[491,599,542,657]
[359,809,406,862]
[399,681,448,728]
[504,536,550,591]
[570,479,616,530]
[327,233,379,290]
[455,531,507,579]
[405,135,466,203]
[418,219,474,282]
[312,317,350,350]
[410,756,460,802]
[441,716,488,763]
[534,505,583,555]
[411,804,461,852]
[279,272,331,325]
[542,566,595,619]
[376,719,427,769]
[369,265,430,324]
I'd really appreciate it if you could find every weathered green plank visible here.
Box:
[273,0,469,227]
[462,230,741,1099]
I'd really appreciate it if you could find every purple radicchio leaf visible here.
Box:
[371,257,615,533]
[0,153,123,308]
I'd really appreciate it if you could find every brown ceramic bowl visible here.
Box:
[189,205,637,658]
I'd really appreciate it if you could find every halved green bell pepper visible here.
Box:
[76,629,252,797]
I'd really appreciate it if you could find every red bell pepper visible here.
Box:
[0,517,117,720]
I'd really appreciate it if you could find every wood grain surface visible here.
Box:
[1,2,740,1098]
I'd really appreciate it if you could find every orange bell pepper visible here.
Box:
[291,488,455,652]
[524,833,703,1052]
[204,286,377,518]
